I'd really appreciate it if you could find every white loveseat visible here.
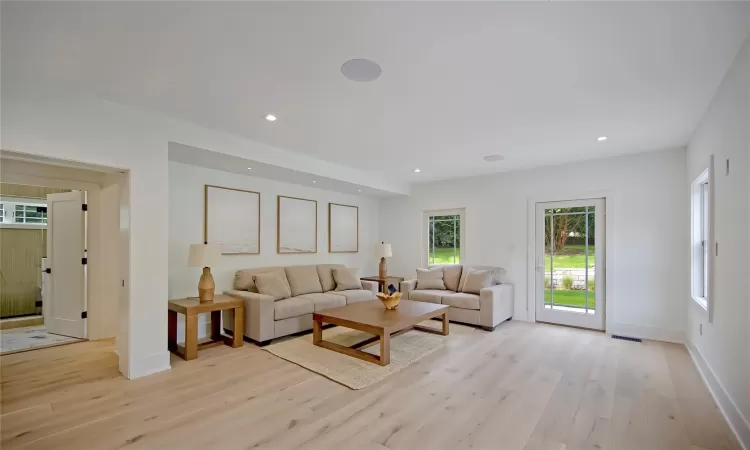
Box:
[223,264,377,345]
[400,264,513,330]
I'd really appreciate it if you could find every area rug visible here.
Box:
[263,324,450,390]
[0,325,83,355]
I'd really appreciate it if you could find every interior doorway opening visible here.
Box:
[0,183,89,354]
[0,151,125,359]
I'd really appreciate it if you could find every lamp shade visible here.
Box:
[188,244,222,267]
[374,243,392,259]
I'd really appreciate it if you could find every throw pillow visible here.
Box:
[461,268,494,294]
[253,273,291,301]
[416,267,446,290]
[333,268,362,291]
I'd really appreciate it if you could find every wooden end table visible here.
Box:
[313,299,449,366]
[360,275,405,293]
[168,295,244,361]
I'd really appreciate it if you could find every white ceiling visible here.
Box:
[2,2,749,183]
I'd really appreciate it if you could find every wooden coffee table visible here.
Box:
[312,299,449,366]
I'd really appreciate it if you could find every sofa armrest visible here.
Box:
[360,280,378,297]
[479,284,514,328]
[222,290,275,342]
[400,279,417,299]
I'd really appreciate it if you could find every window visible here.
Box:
[0,201,47,225]
[691,168,711,310]
[425,209,465,265]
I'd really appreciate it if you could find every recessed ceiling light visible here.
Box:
[597,136,607,141]
[265,114,277,122]
[341,59,382,82]
[247,167,252,170]
[312,180,317,183]
[413,168,421,173]
[484,155,505,162]
[358,189,362,192]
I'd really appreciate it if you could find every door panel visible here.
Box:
[45,191,86,338]
[535,198,605,330]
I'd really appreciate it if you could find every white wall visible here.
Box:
[168,161,380,340]
[686,37,749,447]
[379,148,688,342]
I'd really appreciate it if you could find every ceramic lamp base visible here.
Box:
[198,267,215,303]
[378,257,387,279]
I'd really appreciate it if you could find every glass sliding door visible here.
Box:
[536,198,605,330]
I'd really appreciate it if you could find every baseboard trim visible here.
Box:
[128,350,171,380]
[687,341,750,450]
[606,322,684,344]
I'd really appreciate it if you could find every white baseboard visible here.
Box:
[128,350,171,380]
[607,322,684,344]
[687,341,750,450]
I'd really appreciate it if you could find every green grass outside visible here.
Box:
[544,244,595,269]
[544,289,596,309]
[428,247,461,264]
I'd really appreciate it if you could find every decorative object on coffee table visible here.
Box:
[360,275,405,293]
[168,295,244,361]
[187,243,222,303]
[374,242,392,278]
[377,291,402,310]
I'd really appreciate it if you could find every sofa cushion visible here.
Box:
[442,292,481,310]
[234,266,289,292]
[461,269,494,294]
[331,289,373,304]
[285,266,323,297]
[416,267,446,290]
[409,289,454,304]
[297,293,347,311]
[333,268,362,291]
[431,265,463,292]
[458,265,505,291]
[316,264,346,292]
[254,272,292,301]
[274,297,314,320]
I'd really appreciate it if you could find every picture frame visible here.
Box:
[277,195,318,254]
[204,185,260,255]
[328,203,358,253]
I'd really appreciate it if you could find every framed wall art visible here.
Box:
[277,195,317,254]
[204,185,260,254]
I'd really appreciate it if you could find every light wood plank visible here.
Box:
[0,321,740,450]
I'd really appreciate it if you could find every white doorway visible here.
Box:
[535,198,605,330]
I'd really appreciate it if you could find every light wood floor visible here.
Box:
[0,321,740,450]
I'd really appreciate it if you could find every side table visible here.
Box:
[168,294,244,361]
[360,276,405,293]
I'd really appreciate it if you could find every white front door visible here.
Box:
[535,198,605,330]
[44,191,86,338]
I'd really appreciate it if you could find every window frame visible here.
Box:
[423,208,466,267]
[691,162,713,319]
[0,200,48,226]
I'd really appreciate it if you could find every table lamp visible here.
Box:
[188,243,222,303]
[374,242,392,279]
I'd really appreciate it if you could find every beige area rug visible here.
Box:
[263,323,454,390]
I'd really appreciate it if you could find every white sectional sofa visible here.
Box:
[400,264,513,331]
[223,264,377,345]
